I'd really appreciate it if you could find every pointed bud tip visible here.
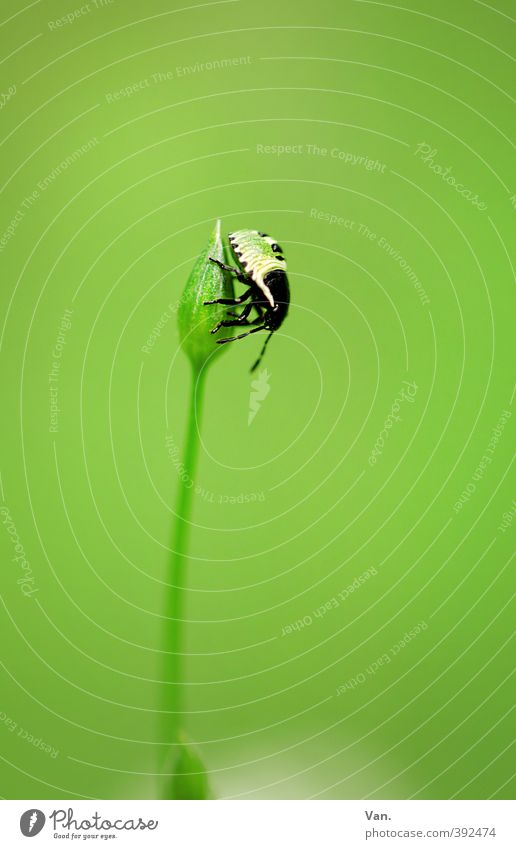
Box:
[177,222,234,372]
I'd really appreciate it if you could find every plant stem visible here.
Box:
[162,365,205,761]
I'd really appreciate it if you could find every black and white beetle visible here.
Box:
[203,229,290,371]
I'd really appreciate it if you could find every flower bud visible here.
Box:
[162,732,212,799]
[177,220,234,371]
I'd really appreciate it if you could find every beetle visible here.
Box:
[203,229,290,371]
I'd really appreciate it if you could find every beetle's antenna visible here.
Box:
[250,331,274,373]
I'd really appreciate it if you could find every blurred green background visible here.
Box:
[0,0,514,800]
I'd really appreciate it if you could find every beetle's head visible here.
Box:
[264,304,286,331]
[263,269,290,331]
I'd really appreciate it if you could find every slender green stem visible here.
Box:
[163,365,205,756]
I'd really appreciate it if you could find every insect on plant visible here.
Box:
[203,229,290,371]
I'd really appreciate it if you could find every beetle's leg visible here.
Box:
[208,257,239,273]
[227,306,252,318]
[210,303,253,334]
[252,303,265,321]
[204,287,252,307]
[216,325,266,345]
[228,300,263,318]
[208,257,248,283]
[211,318,252,334]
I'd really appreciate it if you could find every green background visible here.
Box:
[1,0,514,800]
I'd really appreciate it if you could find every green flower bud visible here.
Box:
[163,732,213,800]
[177,220,234,371]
